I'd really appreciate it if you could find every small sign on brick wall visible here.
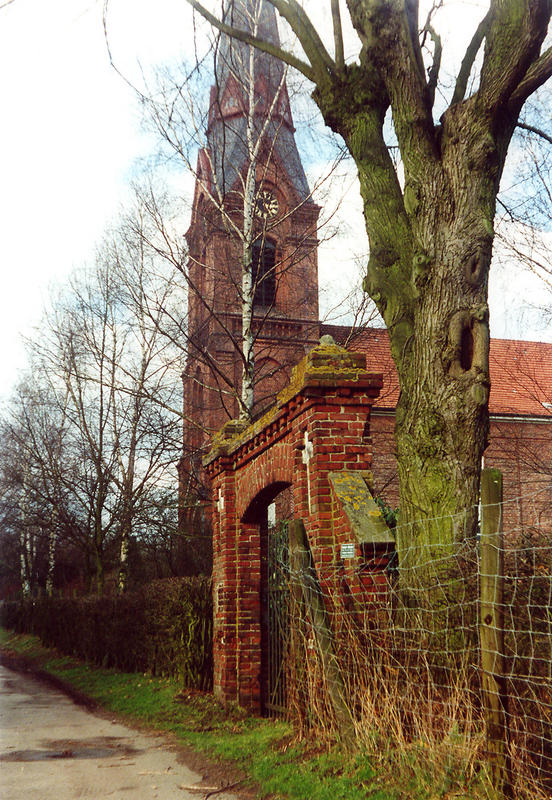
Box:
[340,542,356,559]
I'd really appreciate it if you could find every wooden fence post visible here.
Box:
[288,519,353,740]
[480,468,511,798]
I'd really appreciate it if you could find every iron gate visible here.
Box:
[263,520,290,716]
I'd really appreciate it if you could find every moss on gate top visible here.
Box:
[204,337,383,466]
[277,334,371,403]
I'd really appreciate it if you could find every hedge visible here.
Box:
[0,577,213,689]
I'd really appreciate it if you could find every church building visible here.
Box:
[182,0,552,537]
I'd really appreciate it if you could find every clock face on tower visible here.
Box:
[255,189,279,219]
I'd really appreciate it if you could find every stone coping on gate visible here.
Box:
[328,471,395,545]
[203,336,383,472]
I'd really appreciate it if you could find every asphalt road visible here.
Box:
[0,664,240,800]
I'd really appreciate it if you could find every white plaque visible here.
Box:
[340,542,355,559]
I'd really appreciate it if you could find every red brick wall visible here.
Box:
[367,410,551,536]
[485,418,552,534]
[204,343,391,710]
[370,412,399,508]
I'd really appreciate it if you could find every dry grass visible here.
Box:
[281,557,552,800]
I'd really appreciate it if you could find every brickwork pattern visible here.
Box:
[204,340,393,710]
[370,412,551,535]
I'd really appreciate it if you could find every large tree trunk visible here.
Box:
[392,270,488,603]
[391,139,494,574]
[310,30,527,585]
[316,112,494,580]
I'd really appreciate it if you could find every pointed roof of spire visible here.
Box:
[220,0,282,61]
[206,0,311,201]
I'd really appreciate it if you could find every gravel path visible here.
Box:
[0,663,240,800]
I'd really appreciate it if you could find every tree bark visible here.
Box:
[118,529,130,594]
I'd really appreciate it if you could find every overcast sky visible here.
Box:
[1,0,550,401]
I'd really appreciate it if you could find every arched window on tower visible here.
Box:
[252,238,276,308]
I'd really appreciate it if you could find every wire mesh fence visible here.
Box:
[267,481,552,799]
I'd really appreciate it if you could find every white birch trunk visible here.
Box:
[118,533,130,594]
[240,19,259,420]
[20,531,30,597]
[19,484,31,597]
[46,510,58,597]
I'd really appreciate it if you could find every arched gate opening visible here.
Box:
[243,482,292,715]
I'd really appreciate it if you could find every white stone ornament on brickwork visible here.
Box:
[301,430,314,465]
[302,430,314,514]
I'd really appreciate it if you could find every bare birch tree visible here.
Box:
[117,0,330,426]
[22,249,182,593]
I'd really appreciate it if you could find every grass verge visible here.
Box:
[0,628,489,800]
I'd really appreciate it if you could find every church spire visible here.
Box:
[213,0,288,122]
[206,0,311,201]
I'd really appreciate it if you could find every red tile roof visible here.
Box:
[320,325,552,418]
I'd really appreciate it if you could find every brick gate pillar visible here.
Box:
[208,420,263,709]
[208,422,242,706]
[205,337,385,712]
[286,338,383,581]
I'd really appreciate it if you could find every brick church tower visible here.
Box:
[182,0,321,489]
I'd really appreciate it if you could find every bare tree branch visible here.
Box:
[478,1,549,113]
[451,10,491,106]
[516,121,552,146]
[509,46,552,111]
[185,0,316,81]
[270,0,335,77]
[424,24,441,108]
[331,0,345,72]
